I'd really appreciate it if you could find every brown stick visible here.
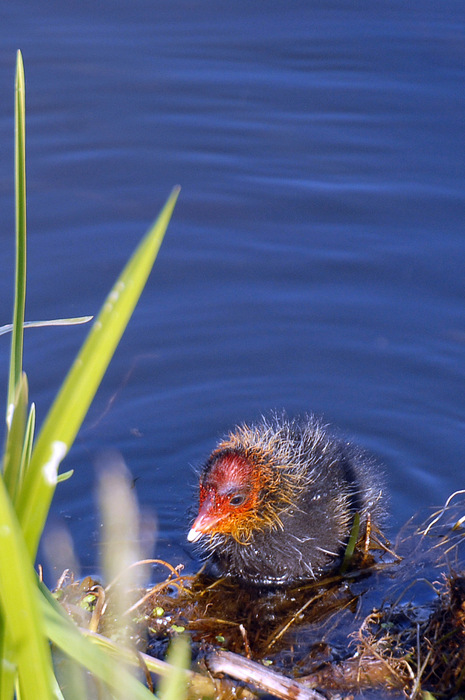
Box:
[206,649,326,700]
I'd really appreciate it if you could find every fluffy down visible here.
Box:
[188,414,385,586]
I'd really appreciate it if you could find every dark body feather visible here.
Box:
[191,415,385,587]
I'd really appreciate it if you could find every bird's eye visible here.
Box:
[229,493,246,507]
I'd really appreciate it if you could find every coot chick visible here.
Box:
[188,414,384,586]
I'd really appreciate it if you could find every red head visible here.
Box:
[188,451,261,544]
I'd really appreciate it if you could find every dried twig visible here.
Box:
[207,649,326,700]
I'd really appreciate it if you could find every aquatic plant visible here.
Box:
[0,51,180,699]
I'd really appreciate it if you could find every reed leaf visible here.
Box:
[2,372,28,501]
[17,186,180,558]
[0,317,93,337]
[0,475,55,699]
[158,635,190,700]
[6,50,27,425]
[39,585,156,700]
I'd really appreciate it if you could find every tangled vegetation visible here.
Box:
[57,491,465,699]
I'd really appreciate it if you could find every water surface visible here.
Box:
[0,0,464,581]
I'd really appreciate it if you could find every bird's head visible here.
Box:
[187,450,261,544]
[188,423,307,546]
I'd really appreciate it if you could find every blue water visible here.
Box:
[0,1,464,582]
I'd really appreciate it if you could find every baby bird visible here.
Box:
[188,414,384,586]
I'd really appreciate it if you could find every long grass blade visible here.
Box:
[0,316,93,337]
[6,50,27,426]
[39,585,156,700]
[17,186,180,557]
[158,636,190,700]
[17,400,36,497]
[2,372,28,501]
[0,475,54,699]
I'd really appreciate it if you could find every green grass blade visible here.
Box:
[17,400,36,498]
[158,636,190,700]
[2,372,28,501]
[340,512,360,575]
[17,186,180,557]
[56,468,74,483]
[7,50,27,423]
[39,586,156,700]
[0,476,55,699]
[0,614,15,700]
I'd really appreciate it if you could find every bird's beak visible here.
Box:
[187,497,223,543]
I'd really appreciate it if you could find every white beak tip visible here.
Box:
[187,527,202,543]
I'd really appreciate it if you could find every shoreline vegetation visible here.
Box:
[1,52,464,699]
[56,486,465,700]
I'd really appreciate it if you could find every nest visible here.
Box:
[55,491,465,699]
